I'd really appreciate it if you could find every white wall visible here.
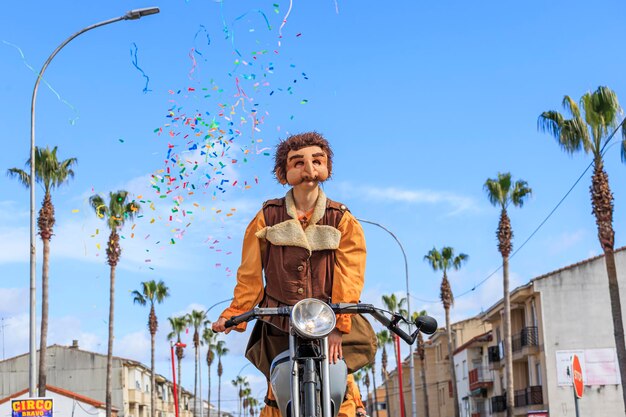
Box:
[536,249,626,416]
[0,391,106,417]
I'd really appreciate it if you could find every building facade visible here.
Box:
[377,247,626,417]
[0,343,195,417]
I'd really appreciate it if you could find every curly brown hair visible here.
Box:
[273,131,334,183]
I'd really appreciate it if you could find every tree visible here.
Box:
[247,397,259,417]
[539,86,626,411]
[202,326,218,416]
[412,310,431,417]
[131,280,170,417]
[187,310,208,417]
[377,329,393,417]
[424,246,468,417]
[168,315,188,414]
[358,366,372,416]
[7,145,77,397]
[484,172,532,416]
[232,375,249,417]
[90,190,140,417]
[215,340,229,417]
[381,294,406,415]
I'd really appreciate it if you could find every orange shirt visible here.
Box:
[219,206,366,333]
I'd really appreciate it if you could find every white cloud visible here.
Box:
[335,183,479,215]
[545,229,587,255]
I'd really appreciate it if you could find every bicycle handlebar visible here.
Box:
[223,302,437,345]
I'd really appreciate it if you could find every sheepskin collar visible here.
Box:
[255,188,341,253]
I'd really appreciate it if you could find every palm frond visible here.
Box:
[562,95,581,118]
[511,180,533,208]
[7,168,30,188]
[537,111,564,138]
[132,290,147,306]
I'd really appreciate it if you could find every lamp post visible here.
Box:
[27,6,160,398]
[358,219,418,417]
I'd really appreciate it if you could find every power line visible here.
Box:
[415,117,626,304]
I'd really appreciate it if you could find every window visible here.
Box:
[536,362,542,386]
[462,360,467,379]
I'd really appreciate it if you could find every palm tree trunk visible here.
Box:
[445,307,459,417]
[503,256,514,417]
[106,263,116,417]
[207,363,212,417]
[217,367,222,417]
[383,369,391,417]
[151,330,156,417]
[371,364,379,417]
[38,236,50,397]
[194,346,199,417]
[590,161,626,412]
[604,250,626,411]
[420,357,429,417]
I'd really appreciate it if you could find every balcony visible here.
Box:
[469,366,493,392]
[512,326,538,352]
[514,386,543,407]
[490,395,506,413]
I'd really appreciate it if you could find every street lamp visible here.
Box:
[358,219,418,417]
[28,6,160,397]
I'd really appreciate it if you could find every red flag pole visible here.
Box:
[171,343,180,417]
[395,335,406,417]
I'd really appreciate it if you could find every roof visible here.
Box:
[481,246,626,318]
[0,385,117,410]
[532,246,625,282]
[453,330,492,355]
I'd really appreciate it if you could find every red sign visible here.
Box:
[572,354,584,398]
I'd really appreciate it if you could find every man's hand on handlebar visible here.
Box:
[328,328,343,364]
[211,317,232,334]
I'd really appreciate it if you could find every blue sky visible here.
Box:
[2,0,626,412]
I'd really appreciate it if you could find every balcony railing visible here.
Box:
[512,326,538,352]
[490,395,506,413]
[514,386,543,407]
[469,366,494,391]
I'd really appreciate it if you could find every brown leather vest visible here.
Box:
[258,197,347,331]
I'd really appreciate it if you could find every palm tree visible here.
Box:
[381,294,406,415]
[90,190,140,417]
[241,386,251,417]
[412,310,431,417]
[202,326,218,416]
[377,329,393,417]
[361,364,370,415]
[539,86,626,410]
[215,340,229,417]
[484,172,532,416]
[232,375,249,417]
[7,145,77,397]
[247,397,259,417]
[187,309,208,417]
[131,280,170,417]
[168,315,188,413]
[424,246,468,417]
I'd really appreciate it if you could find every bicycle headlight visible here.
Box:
[291,298,336,338]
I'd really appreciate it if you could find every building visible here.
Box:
[482,247,626,416]
[0,342,194,417]
[0,385,116,417]
[453,331,494,417]
[381,317,490,417]
[379,247,626,417]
